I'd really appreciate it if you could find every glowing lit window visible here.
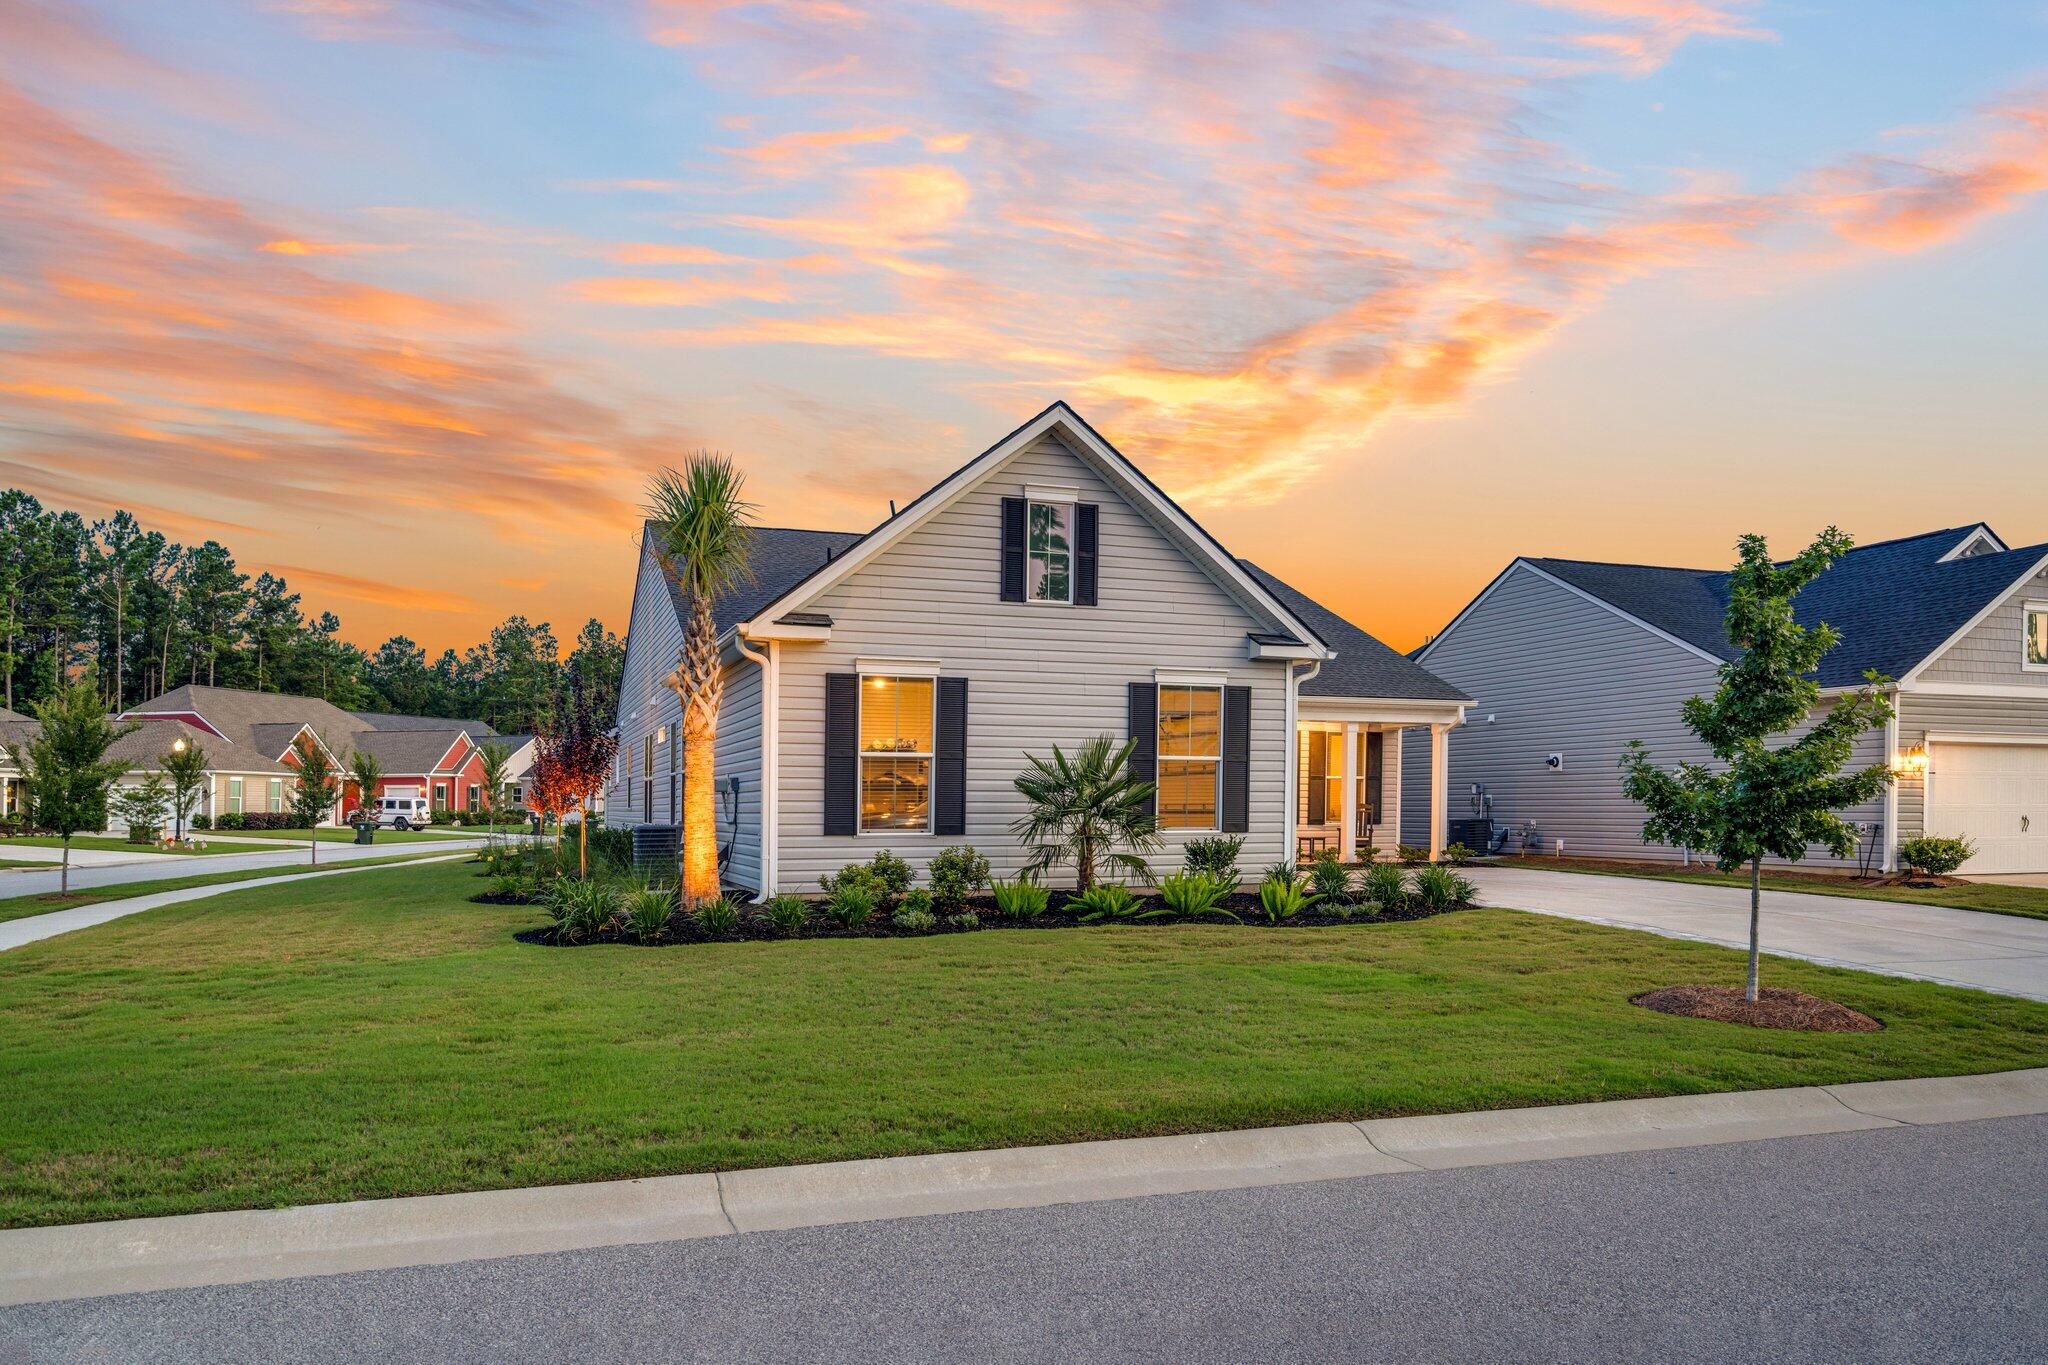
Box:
[859,676,934,831]
[1157,686,1221,830]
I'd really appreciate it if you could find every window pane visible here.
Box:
[861,677,934,754]
[1027,502,1072,602]
[2030,609,2048,666]
[1158,686,1221,759]
[1158,759,1218,829]
[861,757,931,830]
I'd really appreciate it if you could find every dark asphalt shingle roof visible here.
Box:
[646,522,867,638]
[1524,526,2045,688]
[350,711,497,738]
[1239,562,1469,702]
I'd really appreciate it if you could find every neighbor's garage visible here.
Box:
[1928,739,2048,874]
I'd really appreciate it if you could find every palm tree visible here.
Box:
[477,741,512,845]
[1011,735,1162,891]
[645,455,755,905]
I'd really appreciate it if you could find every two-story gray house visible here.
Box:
[1402,525,2048,876]
[608,402,1469,895]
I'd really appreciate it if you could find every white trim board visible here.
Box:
[1936,524,2007,562]
[1902,681,2048,700]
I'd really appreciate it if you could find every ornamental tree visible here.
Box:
[112,771,171,843]
[161,739,209,840]
[4,674,138,893]
[525,735,574,852]
[1620,528,1894,1001]
[289,733,342,866]
[548,677,618,879]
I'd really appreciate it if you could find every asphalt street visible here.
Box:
[3,1114,2040,1363]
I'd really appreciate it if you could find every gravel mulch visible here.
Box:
[1631,984,1883,1032]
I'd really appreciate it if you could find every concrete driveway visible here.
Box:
[1467,865,2048,1001]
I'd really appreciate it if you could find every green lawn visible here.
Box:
[209,826,499,844]
[1507,857,2048,921]
[1,860,2043,1229]
[0,850,467,924]
[0,835,230,856]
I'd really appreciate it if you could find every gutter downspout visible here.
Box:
[1882,688,1901,875]
[735,635,778,896]
[1284,660,1322,866]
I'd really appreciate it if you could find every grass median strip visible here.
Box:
[0,851,466,924]
[0,858,2042,1229]
[1499,856,2048,921]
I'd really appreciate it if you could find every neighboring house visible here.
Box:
[1402,525,2048,876]
[608,401,1468,894]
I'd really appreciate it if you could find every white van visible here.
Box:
[374,795,432,830]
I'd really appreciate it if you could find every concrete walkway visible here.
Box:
[1,1067,2039,1307]
[0,834,488,899]
[0,852,473,953]
[1467,865,2048,1000]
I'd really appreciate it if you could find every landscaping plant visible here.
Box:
[1156,871,1239,920]
[891,903,939,933]
[1411,863,1475,911]
[927,845,991,912]
[990,875,1050,921]
[947,911,981,931]
[288,734,342,866]
[1621,527,1895,1002]
[645,455,755,906]
[3,674,138,893]
[1010,734,1160,890]
[1900,837,1974,878]
[824,882,878,930]
[346,747,384,832]
[1395,844,1428,865]
[1442,842,1475,866]
[1257,869,1321,922]
[692,895,741,938]
[1308,851,1351,901]
[162,740,209,841]
[1068,882,1144,922]
[549,877,620,943]
[1363,862,1407,916]
[1182,835,1244,883]
[111,773,171,844]
[544,677,617,881]
[760,894,810,937]
[622,885,674,943]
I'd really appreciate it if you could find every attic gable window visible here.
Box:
[1026,499,1073,603]
[2027,601,2048,671]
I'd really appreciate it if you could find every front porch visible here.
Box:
[1293,703,1458,863]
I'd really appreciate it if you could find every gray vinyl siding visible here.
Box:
[774,431,1292,890]
[1897,691,2048,840]
[608,541,685,830]
[1401,562,1888,867]
[1918,562,2048,687]
[715,659,764,891]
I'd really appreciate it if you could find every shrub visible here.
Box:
[1308,851,1351,901]
[867,849,914,898]
[891,905,938,933]
[1257,869,1321,923]
[693,896,741,937]
[1442,842,1476,866]
[549,877,620,943]
[487,873,523,899]
[990,875,1049,921]
[1354,843,1379,865]
[947,911,981,931]
[1411,863,1476,911]
[1156,871,1238,920]
[821,862,890,907]
[191,813,211,831]
[1900,836,1974,877]
[823,882,878,930]
[431,809,458,826]
[1068,882,1144,922]
[897,888,935,919]
[1182,835,1244,883]
[1395,844,1429,865]
[928,845,991,911]
[1363,862,1408,915]
[760,894,810,937]
[1325,900,1358,922]
[623,885,674,943]
[215,812,245,831]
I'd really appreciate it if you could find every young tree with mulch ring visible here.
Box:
[547,679,618,880]
[4,673,138,893]
[289,734,342,867]
[162,739,208,841]
[1621,527,1894,1007]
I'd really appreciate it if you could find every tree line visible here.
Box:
[0,489,623,734]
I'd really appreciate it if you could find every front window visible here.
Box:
[860,676,934,831]
[1299,730,1340,827]
[268,778,283,813]
[2028,603,2047,669]
[228,777,243,815]
[1026,500,1073,603]
[434,782,449,810]
[468,784,480,809]
[1157,685,1221,830]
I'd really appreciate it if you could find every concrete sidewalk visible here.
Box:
[1468,865,2048,1000]
[3,1068,2040,1307]
[0,834,488,899]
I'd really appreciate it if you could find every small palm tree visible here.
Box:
[645,455,755,905]
[477,741,512,844]
[1011,735,1162,891]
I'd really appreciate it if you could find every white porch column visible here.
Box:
[1338,723,1359,862]
[1428,722,1449,861]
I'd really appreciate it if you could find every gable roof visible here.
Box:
[350,711,498,739]
[1445,526,2047,689]
[118,686,493,776]
[708,402,1332,654]
[1239,562,1468,702]
[643,525,865,638]
[356,729,475,773]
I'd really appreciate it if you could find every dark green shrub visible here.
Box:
[623,885,674,942]
[1900,836,1974,876]
[693,896,740,937]
[867,849,914,898]
[1182,835,1244,883]
[1354,844,1379,864]
[1257,870,1320,922]
[990,876,1049,920]
[821,862,890,907]
[1364,862,1407,914]
[760,894,810,937]
[1411,863,1475,910]
[928,845,991,911]
[1395,844,1429,865]
[823,883,877,930]
[215,812,245,831]
[191,813,211,831]
[431,809,458,826]
[549,877,620,943]
[1157,871,1237,920]
[1442,842,1475,866]
[1308,851,1351,900]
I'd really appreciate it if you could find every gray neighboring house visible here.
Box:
[1401,524,2048,876]
[608,401,1468,894]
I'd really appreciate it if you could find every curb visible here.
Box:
[2,1067,2041,1307]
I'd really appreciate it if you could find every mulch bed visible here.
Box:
[511,889,1467,949]
[1631,984,1883,1033]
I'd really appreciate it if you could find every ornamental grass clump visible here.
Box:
[1156,871,1238,920]
[622,884,674,943]
[1257,868,1321,923]
[990,875,1049,921]
[692,895,741,938]
[1068,882,1145,922]
[824,882,878,930]
[1308,851,1351,901]
[1363,862,1407,916]
[760,894,810,937]
[549,877,620,943]
[1410,863,1476,911]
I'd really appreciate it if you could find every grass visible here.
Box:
[204,826,497,844]
[0,835,231,856]
[1,860,2043,1229]
[0,850,465,924]
[1505,855,2048,922]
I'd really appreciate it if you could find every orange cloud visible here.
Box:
[266,564,480,614]
[572,274,795,307]
[1532,0,1773,76]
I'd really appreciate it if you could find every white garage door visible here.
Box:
[1929,741,2048,874]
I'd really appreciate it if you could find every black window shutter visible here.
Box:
[1304,731,1327,827]
[1364,730,1384,825]
[934,677,968,836]
[1221,686,1251,834]
[1126,682,1157,820]
[999,497,1026,602]
[1075,503,1099,606]
[824,673,859,835]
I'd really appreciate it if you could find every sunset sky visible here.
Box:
[3,1,2044,654]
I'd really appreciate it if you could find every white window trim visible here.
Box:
[2024,600,2048,673]
[855,657,942,678]
[858,674,937,835]
[1156,681,1223,834]
[1154,668,1228,688]
[1024,497,1076,606]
